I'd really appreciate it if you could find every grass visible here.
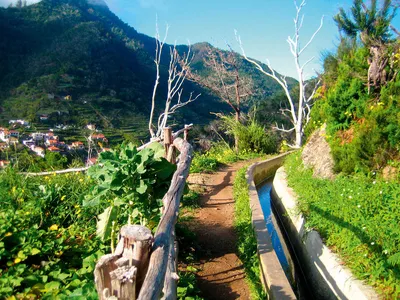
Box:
[190,144,268,173]
[176,187,204,300]
[284,152,400,298]
[233,167,266,299]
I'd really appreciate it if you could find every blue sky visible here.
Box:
[2,0,400,78]
[104,0,400,79]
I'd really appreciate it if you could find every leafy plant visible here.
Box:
[0,169,104,298]
[84,142,176,240]
[219,114,278,155]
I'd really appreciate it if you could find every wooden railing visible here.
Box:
[94,127,193,300]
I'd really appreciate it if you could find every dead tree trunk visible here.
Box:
[94,225,153,300]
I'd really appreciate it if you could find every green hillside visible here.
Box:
[0,0,296,140]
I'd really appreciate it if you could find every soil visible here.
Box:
[186,160,256,300]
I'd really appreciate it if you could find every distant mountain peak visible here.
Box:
[87,0,107,7]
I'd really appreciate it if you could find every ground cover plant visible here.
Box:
[285,152,400,297]
[233,167,266,299]
[0,142,176,299]
[0,169,101,299]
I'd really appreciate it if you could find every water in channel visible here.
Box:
[257,180,293,280]
[257,179,314,299]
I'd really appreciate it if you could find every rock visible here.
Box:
[382,165,398,181]
[302,124,335,180]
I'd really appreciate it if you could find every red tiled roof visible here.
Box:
[47,146,60,151]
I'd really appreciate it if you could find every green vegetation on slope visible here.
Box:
[285,152,400,297]
[307,0,400,174]
[0,0,294,138]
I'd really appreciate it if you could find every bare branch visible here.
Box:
[149,20,169,138]
[301,56,315,70]
[236,32,297,124]
[151,40,200,139]
[236,0,322,147]
[272,123,296,133]
[299,15,324,56]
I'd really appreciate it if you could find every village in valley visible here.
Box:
[0,119,110,169]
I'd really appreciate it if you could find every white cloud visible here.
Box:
[0,0,41,7]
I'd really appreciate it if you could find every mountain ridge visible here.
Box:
[0,0,296,137]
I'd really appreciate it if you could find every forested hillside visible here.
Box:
[308,0,400,174]
[0,0,295,138]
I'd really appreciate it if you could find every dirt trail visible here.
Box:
[187,160,256,300]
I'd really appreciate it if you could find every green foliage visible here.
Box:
[0,142,180,298]
[334,0,396,44]
[182,188,200,209]
[312,39,400,173]
[176,269,204,300]
[0,168,104,298]
[285,152,400,297]
[45,152,68,170]
[84,142,176,239]
[233,167,267,299]
[190,155,220,173]
[219,114,278,154]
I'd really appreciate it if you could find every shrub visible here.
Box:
[219,114,278,154]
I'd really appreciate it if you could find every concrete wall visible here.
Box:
[271,167,379,300]
[246,153,296,300]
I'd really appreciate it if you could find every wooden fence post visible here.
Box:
[184,125,189,141]
[94,225,153,300]
[164,127,176,164]
[164,127,172,158]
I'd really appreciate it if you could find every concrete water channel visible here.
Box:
[257,179,312,299]
[247,154,378,300]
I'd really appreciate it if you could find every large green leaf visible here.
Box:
[96,206,118,241]
[153,159,177,180]
[146,142,165,160]
[83,188,108,207]
[110,172,124,191]
[136,180,148,194]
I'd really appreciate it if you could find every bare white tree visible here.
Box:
[236,0,323,148]
[148,22,200,140]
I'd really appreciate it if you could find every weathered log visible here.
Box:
[138,138,193,300]
[183,124,190,141]
[166,145,176,164]
[21,166,89,176]
[161,230,179,300]
[94,225,153,300]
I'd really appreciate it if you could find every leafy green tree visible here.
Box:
[334,0,397,93]
[334,0,396,45]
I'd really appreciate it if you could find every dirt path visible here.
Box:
[187,161,256,300]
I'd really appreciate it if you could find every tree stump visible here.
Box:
[94,225,153,300]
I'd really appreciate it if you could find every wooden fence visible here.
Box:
[93,127,193,299]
